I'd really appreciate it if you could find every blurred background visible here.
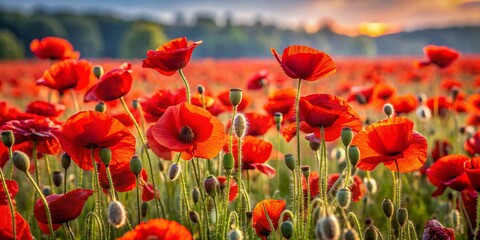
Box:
[1,0,480,59]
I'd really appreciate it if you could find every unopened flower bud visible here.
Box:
[223,153,234,172]
[192,187,200,205]
[336,188,351,209]
[309,140,321,151]
[233,113,247,139]
[42,186,51,196]
[12,150,30,172]
[228,228,244,240]
[344,229,360,240]
[417,93,427,104]
[451,86,461,100]
[274,112,283,131]
[229,88,243,106]
[383,103,394,118]
[284,154,296,171]
[331,147,345,162]
[158,160,165,172]
[348,146,360,167]
[1,130,14,148]
[141,202,148,219]
[99,147,112,166]
[197,85,205,94]
[245,211,253,221]
[130,154,143,176]
[204,175,219,198]
[382,199,394,218]
[53,170,63,187]
[93,65,104,79]
[364,226,378,240]
[168,163,181,181]
[365,178,377,194]
[416,106,431,122]
[108,200,126,228]
[95,102,106,113]
[355,93,367,105]
[61,152,71,170]
[189,210,200,223]
[301,166,310,179]
[449,209,460,229]
[317,215,340,240]
[341,127,353,147]
[396,208,408,227]
[132,99,140,109]
[280,221,294,239]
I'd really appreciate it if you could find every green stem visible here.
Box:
[222,172,232,238]
[178,69,191,104]
[0,168,16,239]
[321,128,328,208]
[295,78,302,169]
[33,141,39,185]
[7,147,13,179]
[26,172,55,239]
[474,192,480,239]
[236,136,244,230]
[291,169,298,237]
[64,168,68,194]
[213,197,220,239]
[191,159,212,239]
[105,166,117,201]
[179,171,194,235]
[65,222,75,240]
[44,155,54,193]
[135,176,141,225]
[344,144,351,188]
[229,107,238,154]
[263,204,277,240]
[348,212,364,240]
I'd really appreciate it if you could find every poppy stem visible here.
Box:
[222,172,232,238]
[25,171,55,239]
[7,147,13,179]
[0,168,16,240]
[236,135,244,231]
[135,175,141,225]
[348,212,363,240]
[64,168,68,194]
[290,168,298,236]
[344,144,351,188]
[179,171,194,236]
[474,192,480,240]
[295,78,302,169]
[105,166,117,201]
[262,204,277,240]
[178,69,191,104]
[64,222,75,240]
[69,89,80,113]
[191,159,212,239]
[33,141,40,185]
[321,128,329,209]
[44,155,54,194]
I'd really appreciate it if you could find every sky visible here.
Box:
[2,0,480,33]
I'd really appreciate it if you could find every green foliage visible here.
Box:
[60,16,104,57]
[0,29,24,59]
[119,22,167,59]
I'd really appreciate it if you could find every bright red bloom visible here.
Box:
[25,101,65,118]
[263,88,296,120]
[422,219,455,240]
[84,62,133,102]
[217,90,251,112]
[139,88,186,122]
[0,205,32,240]
[142,183,159,202]
[118,218,192,240]
[218,176,238,201]
[347,85,375,105]
[224,136,275,177]
[244,112,274,136]
[152,103,225,160]
[467,93,480,114]
[30,36,79,60]
[467,114,480,126]
[441,79,462,92]
[271,45,336,81]
[464,130,480,156]
[0,180,18,206]
[37,59,93,93]
[146,126,173,160]
[0,102,37,126]
[191,92,226,116]
[1,117,61,154]
[34,188,93,224]
[247,70,271,90]
[464,157,480,192]
[427,154,471,196]
[352,117,428,172]
[422,45,460,69]
[431,139,452,162]
[252,199,286,239]
[53,111,136,171]
[390,94,418,115]
[427,96,452,117]
[142,37,201,76]
[98,162,147,193]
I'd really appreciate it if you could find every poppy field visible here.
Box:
[1,36,480,240]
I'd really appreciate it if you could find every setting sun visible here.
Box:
[359,22,398,37]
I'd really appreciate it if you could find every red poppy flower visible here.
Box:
[146,126,173,160]
[34,188,93,224]
[464,157,480,192]
[53,111,136,171]
[218,176,238,202]
[0,180,18,207]
[84,62,133,102]
[139,88,186,122]
[467,114,480,126]
[467,93,480,115]
[461,187,478,236]
[426,96,451,118]
[247,70,271,90]
[224,136,275,177]
[427,154,471,196]
[245,112,274,136]
[191,92,226,116]
[263,88,296,121]
[252,199,286,239]
[0,102,37,126]
[142,37,202,76]
[422,45,460,69]
[389,94,418,115]
[37,59,93,93]
[142,183,159,202]
[30,36,79,60]
[372,83,396,103]
[441,79,462,92]
[271,45,336,81]
[465,130,480,156]
[217,90,251,112]
[352,117,428,172]
[25,101,65,118]
[1,117,61,155]
[0,205,33,240]
[152,103,225,160]
[98,161,147,193]
[347,86,375,105]
[431,139,452,162]
[117,218,192,240]
[422,219,455,240]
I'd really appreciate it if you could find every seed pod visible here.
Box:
[416,106,431,122]
[168,163,181,181]
[189,210,200,223]
[141,202,148,218]
[229,88,243,106]
[344,229,360,240]
[317,215,340,240]
[108,201,126,228]
[192,187,200,205]
[132,99,140,109]
[274,112,283,131]
[228,228,244,240]
[223,153,235,172]
[309,140,321,151]
[449,209,461,230]
[365,178,377,194]
[348,146,360,167]
[336,188,351,209]
[61,152,71,170]
[99,147,112,166]
[355,93,367,105]
[341,127,353,147]
[53,170,64,187]
[197,85,205,94]
[233,113,247,139]
[95,102,106,113]
[1,130,14,148]
[396,208,408,227]
[42,186,51,196]
[382,199,394,218]
[204,175,219,198]
[158,160,165,172]
[93,65,104,79]
[383,103,394,118]
[417,93,427,104]
[284,153,296,171]
[280,221,294,239]
[301,166,310,179]
[12,150,30,172]
[364,226,378,240]
[130,154,143,176]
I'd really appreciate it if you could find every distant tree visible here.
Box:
[119,22,167,59]
[60,16,103,57]
[19,15,66,56]
[0,29,24,59]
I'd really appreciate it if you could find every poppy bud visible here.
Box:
[229,88,243,106]
[383,103,394,118]
[1,130,14,148]
[365,178,377,194]
[61,152,71,170]
[348,145,360,167]
[280,221,294,239]
[233,113,247,139]
[336,188,351,209]
[223,153,235,172]
[108,200,127,228]
[168,163,181,181]
[53,170,63,187]
[344,229,360,240]
[93,65,104,79]
[12,150,30,172]
[396,208,408,227]
[130,154,143,176]
[158,160,165,172]
[355,93,367,105]
[197,85,205,94]
[284,153,296,171]
[228,228,244,240]
[245,211,253,223]
[341,127,353,147]
[309,140,321,151]
[99,147,112,166]
[189,210,200,223]
[417,93,427,104]
[192,187,200,205]
[317,215,340,240]
[95,102,106,113]
[449,209,460,229]
[141,202,148,219]
[416,106,431,122]
[364,226,377,240]
[331,147,345,162]
[382,199,394,218]
[132,99,140,109]
[274,112,283,131]
[204,175,219,198]
[42,186,51,196]
[301,166,310,179]
[450,86,461,100]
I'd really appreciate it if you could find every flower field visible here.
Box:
[1,37,480,240]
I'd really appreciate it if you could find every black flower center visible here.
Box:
[179,126,195,143]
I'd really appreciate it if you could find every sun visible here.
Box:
[359,22,391,37]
